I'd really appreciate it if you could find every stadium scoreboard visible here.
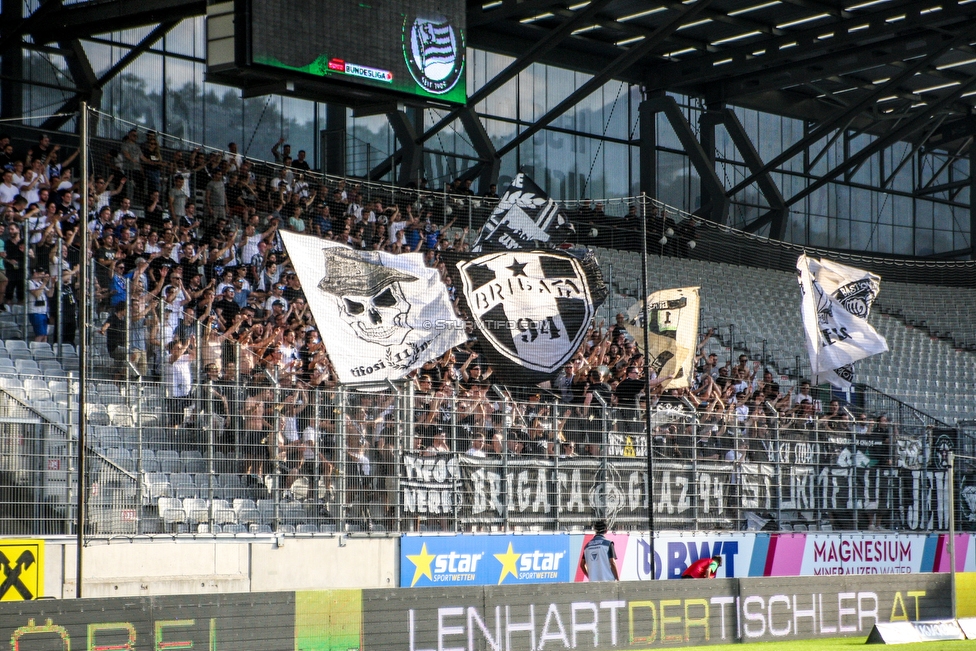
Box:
[207,0,466,107]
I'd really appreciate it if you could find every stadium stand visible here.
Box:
[0,123,968,540]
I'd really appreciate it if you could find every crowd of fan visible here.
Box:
[0,129,895,525]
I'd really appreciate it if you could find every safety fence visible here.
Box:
[1,370,968,536]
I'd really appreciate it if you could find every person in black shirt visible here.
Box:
[213,285,240,328]
[614,366,644,408]
[291,150,311,172]
[50,268,79,346]
[98,303,128,374]
[282,271,304,303]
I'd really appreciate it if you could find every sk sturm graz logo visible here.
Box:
[832,278,878,318]
[403,14,464,95]
[318,248,416,347]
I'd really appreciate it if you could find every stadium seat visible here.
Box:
[37,360,62,373]
[107,404,134,427]
[256,499,274,524]
[156,450,182,474]
[296,524,318,534]
[212,499,237,525]
[145,472,171,503]
[86,404,110,426]
[249,524,272,534]
[233,499,260,525]
[280,502,306,525]
[181,450,207,474]
[222,523,246,534]
[183,498,209,526]
[170,473,197,499]
[140,449,159,473]
[14,359,39,375]
[219,474,244,500]
[158,497,186,530]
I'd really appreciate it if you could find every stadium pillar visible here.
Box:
[970,147,976,260]
[322,104,346,177]
[388,109,424,187]
[0,0,23,120]
[638,95,657,199]
[458,108,499,193]
[698,101,720,223]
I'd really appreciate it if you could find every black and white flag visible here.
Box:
[281,232,466,384]
[625,286,700,390]
[455,250,605,383]
[471,172,574,252]
[797,254,888,389]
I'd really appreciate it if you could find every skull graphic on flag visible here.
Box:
[458,251,595,375]
[317,248,417,347]
[280,232,465,384]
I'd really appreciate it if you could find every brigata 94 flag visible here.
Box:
[453,249,606,384]
[625,286,700,390]
[280,231,465,384]
[796,254,888,389]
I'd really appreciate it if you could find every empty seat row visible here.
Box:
[156,497,317,528]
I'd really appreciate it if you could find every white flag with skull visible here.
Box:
[281,232,466,384]
[797,254,888,389]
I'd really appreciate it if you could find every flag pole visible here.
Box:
[76,101,89,598]
[640,192,656,580]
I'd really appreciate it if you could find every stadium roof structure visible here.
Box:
[8,0,976,243]
[469,0,976,136]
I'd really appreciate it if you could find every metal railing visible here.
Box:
[0,364,962,536]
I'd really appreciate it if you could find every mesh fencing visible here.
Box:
[16,374,952,536]
[0,109,971,537]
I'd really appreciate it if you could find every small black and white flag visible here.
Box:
[471,172,574,252]
[281,232,466,385]
[625,287,700,390]
[456,250,603,382]
[797,254,888,389]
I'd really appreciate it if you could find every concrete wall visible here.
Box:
[44,534,397,598]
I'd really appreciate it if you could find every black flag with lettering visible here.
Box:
[471,172,575,252]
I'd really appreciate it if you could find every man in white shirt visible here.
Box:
[0,169,19,207]
[465,432,487,458]
[113,197,136,225]
[224,142,242,172]
[580,520,619,582]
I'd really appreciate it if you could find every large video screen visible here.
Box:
[249,0,466,105]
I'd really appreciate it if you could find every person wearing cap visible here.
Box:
[264,281,288,312]
[682,554,723,579]
[580,520,619,582]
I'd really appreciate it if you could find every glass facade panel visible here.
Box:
[5,23,969,257]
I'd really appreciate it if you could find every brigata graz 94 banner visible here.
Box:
[400,448,953,531]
